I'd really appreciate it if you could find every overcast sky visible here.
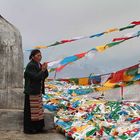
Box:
[1,0,140,78]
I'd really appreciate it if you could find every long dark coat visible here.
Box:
[24,60,49,95]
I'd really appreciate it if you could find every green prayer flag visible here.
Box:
[107,41,124,47]
[119,25,136,31]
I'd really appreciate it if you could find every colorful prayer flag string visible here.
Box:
[32,20,140,49]
[48,30,140,72]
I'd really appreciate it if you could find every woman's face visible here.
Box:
[32,52,42,63]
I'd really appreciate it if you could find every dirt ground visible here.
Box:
[0,130,66,140]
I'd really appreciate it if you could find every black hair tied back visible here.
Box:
[29,49,41,60]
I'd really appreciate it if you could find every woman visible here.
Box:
[24,49,49,134]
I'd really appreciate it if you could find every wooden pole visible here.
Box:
[121,85,124,100]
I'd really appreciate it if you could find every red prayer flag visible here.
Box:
[60,39,75,43]
[56,64,67,72]
[75,52,87,58]
[110,70,126,83]
[131,21,140,25]
[112,37,132,42]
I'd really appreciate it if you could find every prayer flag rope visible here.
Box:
[33,20,140,49]
[48,30,140,72]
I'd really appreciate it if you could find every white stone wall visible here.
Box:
[0,15,23,89]
[0,15,24,109]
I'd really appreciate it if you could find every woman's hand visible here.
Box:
[42,62,48,72]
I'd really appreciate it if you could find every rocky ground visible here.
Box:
[0,130,66,140]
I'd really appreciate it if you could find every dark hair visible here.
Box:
[29,49,41,60]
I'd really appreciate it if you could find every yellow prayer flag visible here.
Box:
[76,124,89,132]
[34,46,48,49]
[96,45,109,52]
[96,80,115,91]
[105,28,119,33]
[78,78,89,85]
[123,74,134,81]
